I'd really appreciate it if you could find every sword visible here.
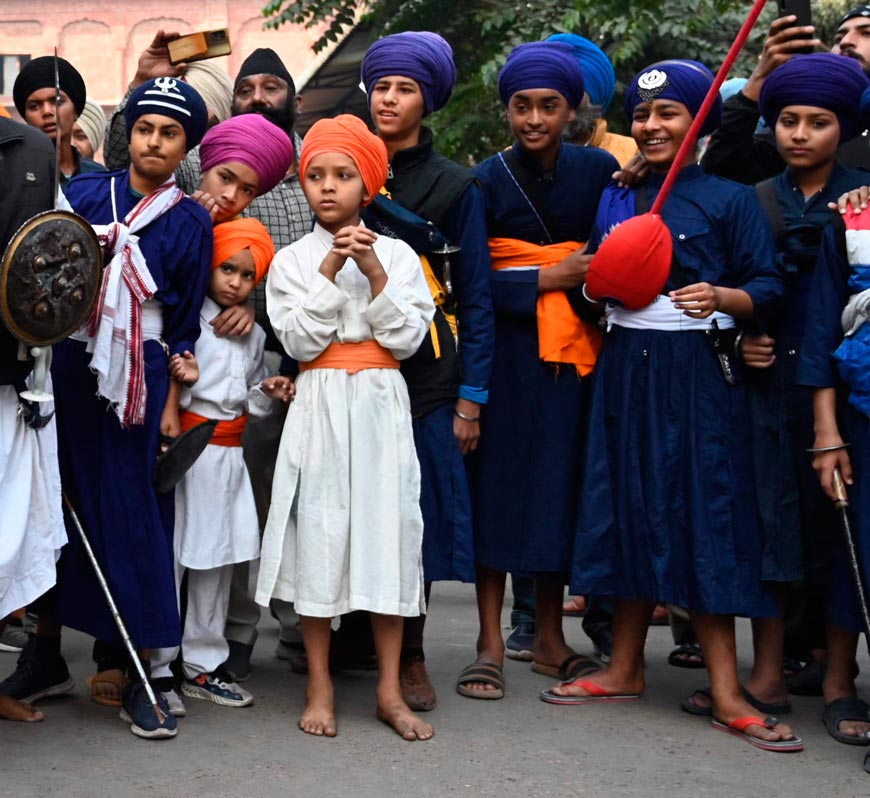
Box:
[53,48,62,208]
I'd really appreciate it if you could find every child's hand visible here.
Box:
[319,249,347,281]
[669,283,720,319]
[332,225,379,269]
[261,376,295,403]
[828,186,870,216]
[190,189,221,222]
[169,351,199,386]
[159,405,181,450]
[740,333,776,369]
[211,303,255,337]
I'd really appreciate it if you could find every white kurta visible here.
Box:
[174,297,273,570]
[0,380,66,618]
[255,223,435,618]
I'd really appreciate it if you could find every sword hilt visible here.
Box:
[833,467,849,509]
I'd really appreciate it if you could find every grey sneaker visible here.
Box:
[182,669,254,707]
[153,678,187,717]
[0,623,29,653]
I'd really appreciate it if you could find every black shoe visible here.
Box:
[0,636,75,702]
[586,625,613,664]
[224,640,253,683]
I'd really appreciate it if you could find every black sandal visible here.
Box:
[456,661,505,700]
[667,642,705,669]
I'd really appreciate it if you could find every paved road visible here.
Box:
[3,583,869,798]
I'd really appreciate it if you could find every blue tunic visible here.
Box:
[470,142,618,574]
[53,170,213,649]
[746,165,865,583]
[571,166,783,616]
[798,223,870,634]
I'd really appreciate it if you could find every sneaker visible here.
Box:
[152,677,186,717]
[119,680,178,739]
[0,636,75,702]
[181,668,254,707]
[274,638,304,662]
[0,622,29,653]
[223,640,253,683]
[504,621,535,662]
[587,627,613,664]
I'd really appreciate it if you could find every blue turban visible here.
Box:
[759,53,870,142]
[545,33,616,111]
[497,41,585,108]
[624,59,720,137]
[361,31,456,116]
[125,77,208,151]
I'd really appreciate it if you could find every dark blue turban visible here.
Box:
[497,41,585,108]
[546,33,615,111]
[125,77,208,151]
[759,53,870,142]
[362,31,456,116]
[624,59,720,137]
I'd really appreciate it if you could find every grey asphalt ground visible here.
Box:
[3,582,870,798]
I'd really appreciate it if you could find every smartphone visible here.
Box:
[777,0,814,54]
[167,29,231,65]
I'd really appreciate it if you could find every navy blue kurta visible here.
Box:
[470,142,618,574]
[54,170,213,649]
[572,167,783,616]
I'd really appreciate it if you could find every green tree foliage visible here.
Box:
[262,0,838,162]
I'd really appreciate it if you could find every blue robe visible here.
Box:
[572,166,783,616]
[53,170,213,649]
[470,142,618,574]
[746,164,866,583]
[799,223,870,634]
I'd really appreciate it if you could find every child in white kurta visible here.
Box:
[254,115,435,741]
[152,218,293,713]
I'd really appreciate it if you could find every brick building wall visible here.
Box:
[0,0,322,110]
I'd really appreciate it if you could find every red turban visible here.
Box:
[299,114,388,206]
[212,218,275,285]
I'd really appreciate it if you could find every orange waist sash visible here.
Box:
[488,237,601,376]
[298,340,399,374]
[180,410,247,448]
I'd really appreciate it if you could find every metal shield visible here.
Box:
[0,210,102,346]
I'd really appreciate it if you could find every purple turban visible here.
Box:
[546,33,616,111]
[624,59,721,137]
[497,41,585,108]
[199,114,294,195]
[362,32,456,116]
[760,53,870,142]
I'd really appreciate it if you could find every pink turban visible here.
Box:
[199,114,294,196]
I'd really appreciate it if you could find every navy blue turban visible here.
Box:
[362,31,456,116]
[546,33,615,111]
[497,41,585,109]
[624,59,720,137]
[759,53,870,142]
[125,77,208,151]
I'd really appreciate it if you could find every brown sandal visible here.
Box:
[86,669,127,707]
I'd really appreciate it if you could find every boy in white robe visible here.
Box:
[255,115,435,741]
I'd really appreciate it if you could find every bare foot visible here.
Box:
[549,667,644,698]
[376,697,434,741]
[0,694,44,722]
[298,681,337,738]
[712,693,797,743]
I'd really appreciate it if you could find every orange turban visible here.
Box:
[299,114,388,206]
[212,218,275,285]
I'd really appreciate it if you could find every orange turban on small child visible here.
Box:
[212,218,275,285]
[298,114,388,206]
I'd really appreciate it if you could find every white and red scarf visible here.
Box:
[61,176,184,426]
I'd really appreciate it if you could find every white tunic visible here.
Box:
[255,223,435,617]
[0,380,66,618]
[174,297,273,570]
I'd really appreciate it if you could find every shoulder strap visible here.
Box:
[754,178,787,238]
[363,192,449,254]
[498,149,558,243]
[831,212,848,262]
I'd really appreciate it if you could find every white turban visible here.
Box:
[183,61,233,123]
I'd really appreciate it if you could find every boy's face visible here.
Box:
[774,105,840,171]
[24,87,76,143]
[506,89,574,159]
[369,76,425,141]
[71,122,94,160]
[129,113,188,182]
[302,152,370,233]
[200,162,261,224]
[630,99,693,172]
[210,248,257,307]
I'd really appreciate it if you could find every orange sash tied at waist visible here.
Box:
[180,410,247,448]
[488,237,601,376]
[298,340,399,374]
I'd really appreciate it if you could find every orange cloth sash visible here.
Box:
[180,410,247,448]
[489,237,601,376]
[298,340,399,374]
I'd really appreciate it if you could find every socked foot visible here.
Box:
[298,682,336,737]
[549,667,644,699]
[0,694,44,722]
[712,694,797,743]
[377,694,434,741]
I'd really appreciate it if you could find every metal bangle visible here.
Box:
[454,409,480,423]
[806,442,850,453]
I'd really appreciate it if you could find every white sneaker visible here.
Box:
[181,670,254,707]
[160,687,187,717]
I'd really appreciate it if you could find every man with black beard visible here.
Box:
[103,34,310,682]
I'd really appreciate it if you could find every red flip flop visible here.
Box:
[540,678,641,705]
[711,715,804,752]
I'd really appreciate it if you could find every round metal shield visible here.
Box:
[0,210,102,346]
